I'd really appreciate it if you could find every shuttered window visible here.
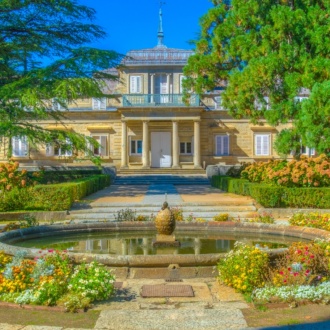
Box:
[130,76,142,93]
[92,98,107,110]
[12,136,28,157]
[46,138,72,157]
[52,99,66,111]
[91,135,108,156]
[214,96,225,110]
[255,134,270,156]
[215,135,229,156]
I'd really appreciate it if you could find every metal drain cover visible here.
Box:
[141,284,194,298]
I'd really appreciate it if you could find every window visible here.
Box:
[215,135,229,156]
[254,97,270,110]
[294,96,308,103]
[91,135,108,156]
[301,146,315,156]
[12,136,28,157]
[214,96,225,110]
[130,76,142,93]
[180,142,192,155]
[130,139,142,155]
[179,75,185,93]
[46,138,72,157]
[52,99,66,111]
[92,97,107,110]
[255,134,270,156]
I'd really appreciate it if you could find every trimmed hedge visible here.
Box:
[211,176,330,208]
[28,169,102,184]
[0,174,111,212]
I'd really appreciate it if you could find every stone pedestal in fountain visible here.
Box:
[153,202,181,247]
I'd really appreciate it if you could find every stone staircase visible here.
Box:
[112,174,210,186]
[66,174,258,222]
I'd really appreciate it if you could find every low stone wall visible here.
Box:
[0,211,67,222]
[0,222,328,268]
[206,165,242,179]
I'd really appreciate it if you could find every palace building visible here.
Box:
[2,9,298,171]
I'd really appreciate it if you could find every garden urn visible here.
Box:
[155,202,175,235]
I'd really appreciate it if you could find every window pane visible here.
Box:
[137,140,142,154]
[131,140,136,154]
[180,142,185,154]
[186,142,192,154]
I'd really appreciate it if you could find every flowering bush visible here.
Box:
[241,154,330,187]
[253,281,330,303]
[217,242,269,294]
[213,213,230,222]
[0,161,30,193]
[289,212,330,231]
[247,212,275,224]
[270,242,329,287]
[68,261,115,301]
[0,251,115,310]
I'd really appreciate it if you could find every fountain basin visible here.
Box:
[1,222,329,268]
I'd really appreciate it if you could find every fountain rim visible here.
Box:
[0,221,329,267]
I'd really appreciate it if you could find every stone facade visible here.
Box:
[0,10,294,170]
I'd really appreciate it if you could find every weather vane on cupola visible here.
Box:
[157,1,166,48]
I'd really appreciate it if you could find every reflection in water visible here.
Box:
[12,231,299,255]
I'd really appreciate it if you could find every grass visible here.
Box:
[0,307,100,328]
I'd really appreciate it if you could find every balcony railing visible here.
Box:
[122,94,200,107]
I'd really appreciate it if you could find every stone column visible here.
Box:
[142,120,150,168]
[121,121,128,168]
[172,120,180,168]
[194,120,202,168]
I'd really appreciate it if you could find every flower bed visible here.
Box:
[289,213,330,231]
[217,241,330,304]
[0,250,115,312]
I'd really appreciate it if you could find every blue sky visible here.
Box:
[78,0,214,55]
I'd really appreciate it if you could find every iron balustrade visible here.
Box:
[122,94,200,107]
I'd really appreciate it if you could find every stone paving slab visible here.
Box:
[94,309,248,330]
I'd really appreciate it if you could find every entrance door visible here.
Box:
[151,132,172,168]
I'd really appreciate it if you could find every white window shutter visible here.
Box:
[52,99,59,111]
[92,98,98,109]
[255,135,262,155]
[130,76,141,93]
[100,98,106,110]
[12,137,20,156]
[179,75,184,93]
[262,135,269,155]
[191,137,194,155]
[223,135,229,155]
[216,136,222,155]
[46,143,54,156]
[100,136,107,156]
[65,138,73,156]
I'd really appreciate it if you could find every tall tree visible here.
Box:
[0,0,122,158]
[184,0,330,156]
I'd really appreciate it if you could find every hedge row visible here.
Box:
[211,176,330,208]
[28,169,102,184]
[0,174,110,212]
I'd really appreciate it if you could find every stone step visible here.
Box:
[69,205,256,214]
[67,210,257,221]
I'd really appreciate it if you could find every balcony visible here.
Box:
[122,94,200,107]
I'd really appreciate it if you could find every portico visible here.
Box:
[119,108,203,170]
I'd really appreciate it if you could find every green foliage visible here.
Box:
[248,212,275,224]
[58,292,91,312]
[184,0,330,155]
[289,213,330,232]
[213,213,230,222]
[115,208,137,221]
[212,175,330,208]
[217,242,269,294]
[68,261,115,302]
[241,155,330,187]
[0,161,29,192]
[0,0,122,158]
[0,174,110,212]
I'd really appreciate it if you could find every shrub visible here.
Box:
[213,213,230,222]
[171,207,184,222]
[241,155,330,188]
[0,174,110,212]
[0,161,29,192]
[115,208,136,221]
[289,213,330,231]
[57,292,91,312]
[248,212,275,224]
[68,261,115,302]
[217,242,269,294]
[270,242,329,287]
